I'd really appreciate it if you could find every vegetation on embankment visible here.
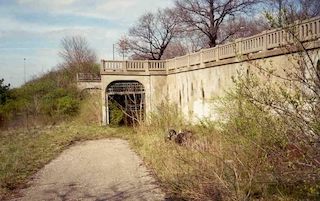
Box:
[0,36,99,128]
[0,98,319,201]
[0,35,103,199]
[129,54,320,200]
[0,77,79,128]
[130,101,319,200]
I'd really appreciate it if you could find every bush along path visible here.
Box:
[10,139,165,201]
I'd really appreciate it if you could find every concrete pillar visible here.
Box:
[101,59,105,72]
[106,95,109,125]
[101,84,107,125]
[102,106,106,126]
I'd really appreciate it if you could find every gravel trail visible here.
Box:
[11,139,165,201]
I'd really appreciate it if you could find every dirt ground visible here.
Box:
[10,139,165,201]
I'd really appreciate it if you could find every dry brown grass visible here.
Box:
[128,100,319,201]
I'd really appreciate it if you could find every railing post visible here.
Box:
[174,57,177,70]
[165,60,168,74]
[216,45,220,61]
[317,19,320,38]
[123,61,127,72]
[101,59,105,72]
[144,60,149,73]
[263,30,268,51]
[235,39,242,56]
[295,19,302,41]
[200,49,203,66]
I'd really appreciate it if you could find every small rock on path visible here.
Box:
[11,139,165,201]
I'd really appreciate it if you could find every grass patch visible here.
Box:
[1,97,319,201]
[0,123,133,199]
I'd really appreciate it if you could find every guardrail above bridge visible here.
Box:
[101,60,167,75]
[77,73,101,82]
[101,16,320,75]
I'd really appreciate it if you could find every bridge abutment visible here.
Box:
[77,17,320,125]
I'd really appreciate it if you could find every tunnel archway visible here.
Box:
[106,81,145,126]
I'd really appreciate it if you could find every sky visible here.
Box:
[0,0,173,87]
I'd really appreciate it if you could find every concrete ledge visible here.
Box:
[77,81,102,91]
[164,40,320,75]
[100,40,320,76]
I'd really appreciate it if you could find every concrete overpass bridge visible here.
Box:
[77,16,320,125]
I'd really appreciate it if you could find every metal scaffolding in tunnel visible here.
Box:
[106,81,145,125]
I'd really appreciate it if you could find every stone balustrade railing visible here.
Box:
[101,60,167,73]
[102,16,320,74]
[77,73,101,82]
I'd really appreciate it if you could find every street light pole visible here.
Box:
[113,44,115,60]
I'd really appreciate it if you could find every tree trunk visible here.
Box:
[208,35,217,48]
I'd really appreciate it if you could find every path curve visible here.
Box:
[11,139,165,201]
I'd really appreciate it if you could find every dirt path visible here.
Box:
[11,139,165,201]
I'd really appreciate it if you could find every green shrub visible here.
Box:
[0,79,10,105]
[149,100,185,131]
[212,70,320,200]
[109,100,124,125]
[57,96,79,116]
[76,92,101,125]
[41,88,79,117]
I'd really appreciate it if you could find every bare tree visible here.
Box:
[178,29,210,52]
[264,0,287,26]
[264,0,320,27]
[220,16,268,41]
[161,41,188,59]
[59,36,97,74]
[127,8,181,60]
[175,0,259,48]
[116,36,130,60]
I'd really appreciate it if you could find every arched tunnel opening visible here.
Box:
[106,81,145,126]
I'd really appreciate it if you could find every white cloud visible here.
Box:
[90,0,173,22]
[15,0,173,21]
[0,16,72,37]
[16,0,77,9]
[1,0,174,86]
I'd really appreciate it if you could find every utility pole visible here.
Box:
[23,58,26,84]
[23,58,29,130]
